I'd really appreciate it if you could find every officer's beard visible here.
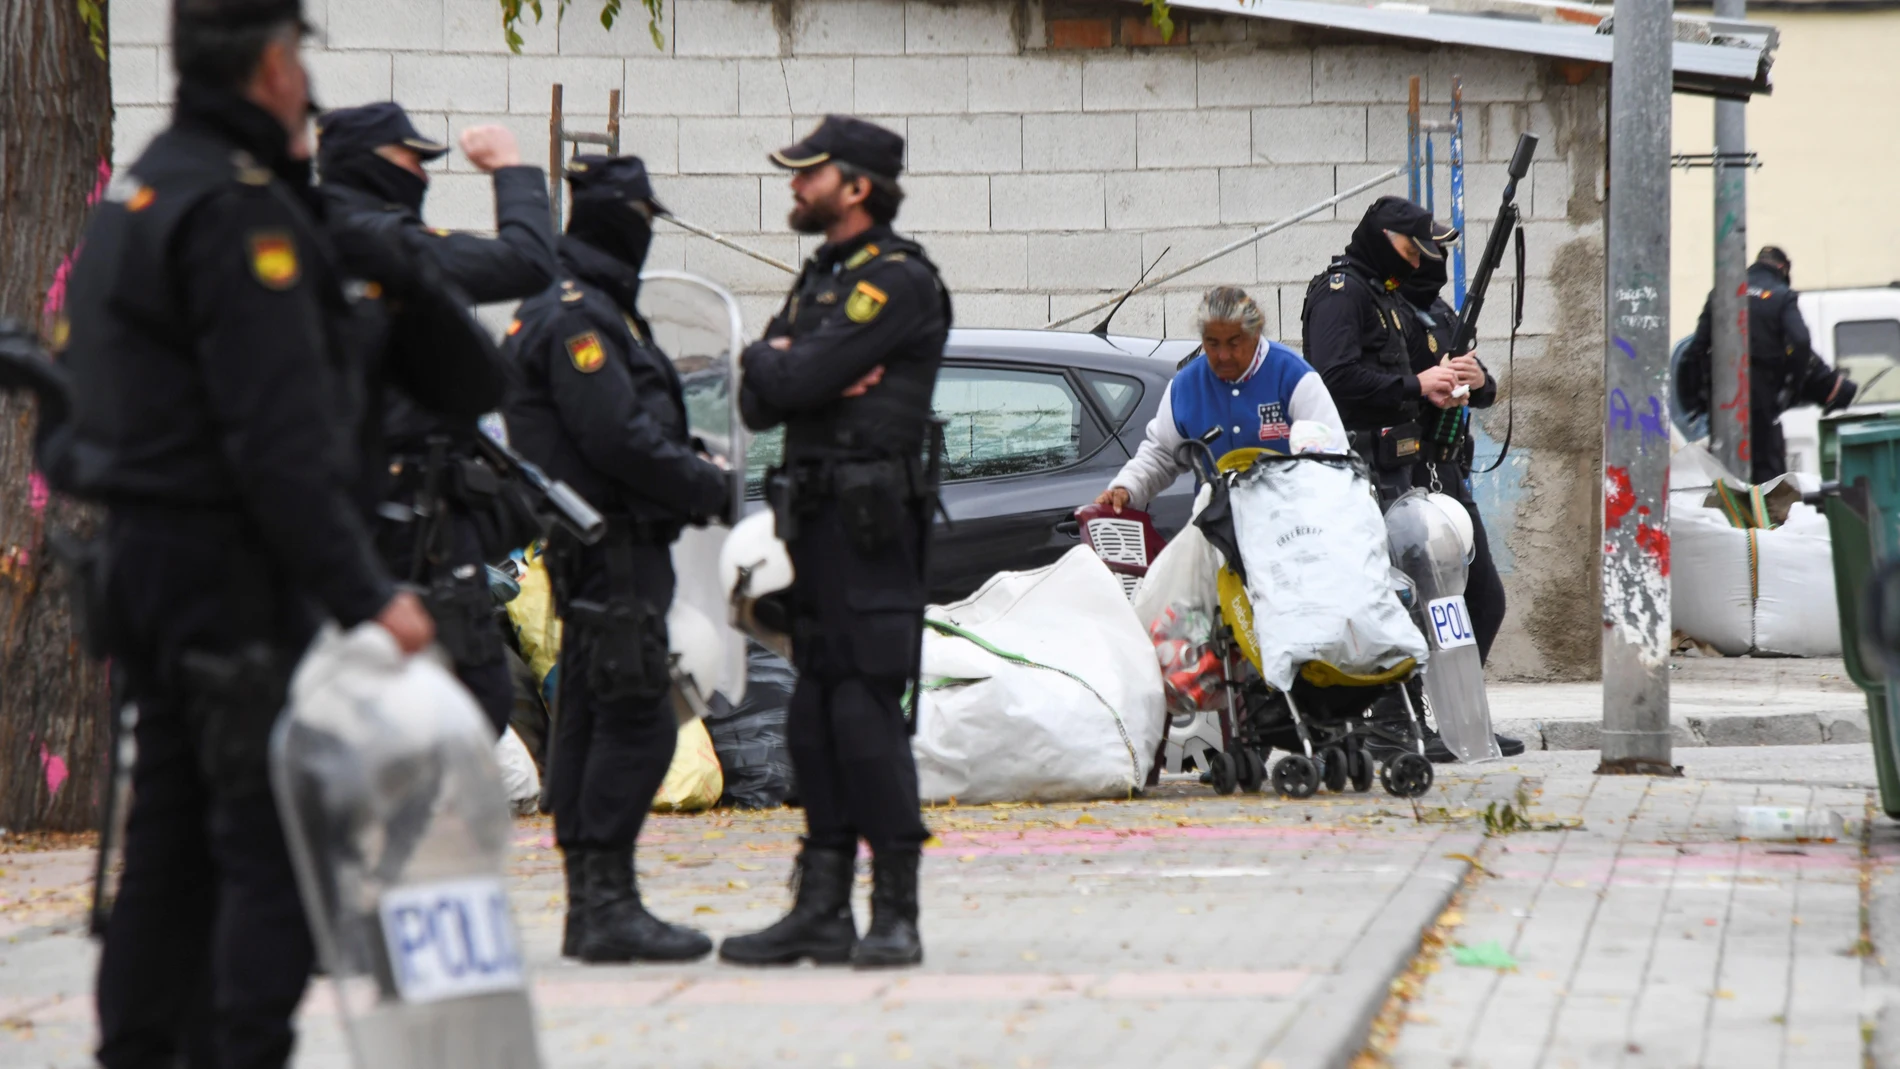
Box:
[566,196,654,275]
[788,187,846,235]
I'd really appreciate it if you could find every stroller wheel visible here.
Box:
[1236,749,1265,792]
[1347,747,1376,793]
[1381,753,1435,799]
[1319,747,1348,793]
[1271,755,1321,800]
[1209,752,1240,795]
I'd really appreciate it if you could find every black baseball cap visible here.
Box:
[174,0,310,31]
[770,115,905,182]
[565,154,664,210]
[316,103,448,166]
[1361,195,1459,261]
[1756,245,1791,271]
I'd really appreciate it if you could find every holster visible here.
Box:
[1349,422,1424,473]
[766,469,799,544]
[420,569,503,669]
[833,460,907,556]
[566,534,669,704]
[177,643,291,800]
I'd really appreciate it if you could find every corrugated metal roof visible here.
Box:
[1161,0,1774,98]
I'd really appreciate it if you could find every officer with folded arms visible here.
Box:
[725,116,952,970]
[316,102,557,734]
[504,155,731,964]
[54,1,434,1064]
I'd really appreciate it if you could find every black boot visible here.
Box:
[719,842,857,966]
[561,849,588,959]
[577,847,712,963]
[853,849,922,968]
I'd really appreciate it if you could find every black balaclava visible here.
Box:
[566,194,654,277]
[1345,209,1419,290]
[321,151,428,214]
[1400,254,1449,311]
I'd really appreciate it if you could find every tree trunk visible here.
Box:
[0,0,114,832]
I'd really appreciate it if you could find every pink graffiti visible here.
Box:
[40,158,113,330]
[41,745,68,799]
[27,472,48,515]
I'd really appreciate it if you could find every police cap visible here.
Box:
[316,102,449,166]
[1756,245,1792,271]
[769,115,905,182]
[173,0,309,31]
[565,155,664,210]
[1361,195,1459,262]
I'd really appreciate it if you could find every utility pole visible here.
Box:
[1709,0,1752,481]
[1600,0,1677,775]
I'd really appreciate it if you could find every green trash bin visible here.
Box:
[1821,419,1900,818]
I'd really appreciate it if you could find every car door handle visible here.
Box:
[1054,519,1080,539]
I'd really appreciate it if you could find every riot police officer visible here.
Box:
[1302,196,1466,504]
[317,102,557,734]
[1680,245,1858,483]
[723,116,951,970]
[504,155,730,964]
[56,2,438,1064]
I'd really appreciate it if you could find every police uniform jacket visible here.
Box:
[1681,262,1853,427]
[503,236,727,533]
[57,82,394,628]
[1403,298,1497,410]
[1301,254,1423,433]
[738,224,950,462]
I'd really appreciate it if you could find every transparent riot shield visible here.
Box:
[641,270,751,722]
[1385,491,1501,763]
[272,624,543,1069]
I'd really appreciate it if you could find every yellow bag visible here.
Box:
[506,546,563,686]
[652,718,724,811]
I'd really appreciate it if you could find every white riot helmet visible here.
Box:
[1423,492,1476,564]
[718,509,796,660]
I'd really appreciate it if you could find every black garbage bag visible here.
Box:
[705,641,797,809]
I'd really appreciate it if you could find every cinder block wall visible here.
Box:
[109,0,1609,681]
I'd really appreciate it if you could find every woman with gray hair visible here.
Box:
[1096,286,1345,513]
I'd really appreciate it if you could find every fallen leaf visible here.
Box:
[694,905,717,915]
[703,831,726,840]
[728,879,750,890]
[958,854,976,863]
[1076,814,1099,825]
[736,862,763,872]
[1021,951,1039,962]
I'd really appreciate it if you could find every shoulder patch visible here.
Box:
[232,151,272,187]
[127,186,157,212]
[561,290,584,304]
[247,230,300,290]
[1329,274,1345,291]
[1427,333,1439,354]
[567,332,606,374]
[506,319,523,337]
[427,227,453,237]
[884,252,908,263]
[845,280,888,324]
[844,244,880,270]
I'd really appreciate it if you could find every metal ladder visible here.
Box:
[546,85,620,229]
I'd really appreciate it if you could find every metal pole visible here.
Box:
[1043,167,1401,330]
[1710,0,1752,481]
[549,84,564,230]
[1449,76,1469,310]
[1407,77,1422,204]
[657,212,801,275]
[1600,0,1676,775]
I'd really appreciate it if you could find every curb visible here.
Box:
[1492,708,1871,751]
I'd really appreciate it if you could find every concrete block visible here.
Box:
[1334,162,1410,217]
[508,56,623,115]
[924,233,1030,292]
[1532,160,1574,221]
[1366,104,1412,165]
[968,56,1084,114]
[1197,51,1312,108]
[394,54,512,114]
[624,58,739,115]
[733,292,786,335]
[955,292,1052,330]
[683,233,803,291]
[674,0,783,58]
[905,0,1016,55]
[556,0,674,57]
[429,113,546,176]
[653,175,764,233]
[1429,49,1543,103]
[1252,105,1367,164]
[113,106,169,168]
[678,117,793,173]
[446,0,558,55]
[1052,290,1163,337]
[1022,113,1135,173]
[992,173,1104,231]
[1255,219,1353,284]
[908,115,1022,175]
[618,116,682,174]
[1029,232,1143,290]
[1083,54,1197,111]
[327,0,442,51]
[1192,17,1250,45]
[1692,714,1825,747]
[1820,710,1869,744]
[111,0,166,45]
[306,50,394,109]
[1312,45,1421,104]
[421,173,499,232]
[112,47,163,107]
[737,58,855,116]
[1217,164,1335,226]
[1141,226,1260,288]
[1137,109,1251,169]
[899,175,993,232]
[792,0,905,56]
[1107,169,1219,229]
[854,57,969,114]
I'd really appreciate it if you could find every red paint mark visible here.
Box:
[41,745,68,799]
[1636,523,1671,576]
[1605,466,1635,530]
[27,473,47,515]
[41,158,111,332]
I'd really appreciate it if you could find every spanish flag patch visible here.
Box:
[506,319,523,337]
[845,280,887,324]
[567,332,606,373]
[247,230,299,290]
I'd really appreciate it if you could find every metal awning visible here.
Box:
[1158,0,1774,98]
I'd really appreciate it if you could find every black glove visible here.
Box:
[1825,374,1859,414]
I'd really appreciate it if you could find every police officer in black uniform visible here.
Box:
[56,2,441,1065]
[722,116,951,970]
[1680,245,1858,483]
[317,102,558,734]
[1302,196,1464,505]
[504,155,730,964]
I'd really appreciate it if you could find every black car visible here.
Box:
[739,328,1200,601]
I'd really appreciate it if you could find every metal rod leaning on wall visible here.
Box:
[1042,167,1403,331]
[548,84,622,230]
[657,213,802,276]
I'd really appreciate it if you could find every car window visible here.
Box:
[1080,370,1145,428]
[1837,320,1900,405]
[935,365,1089,481]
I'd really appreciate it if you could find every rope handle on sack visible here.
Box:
[921,617,1143,786]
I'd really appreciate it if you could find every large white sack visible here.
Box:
[914,546,1166,805]
[1754,503,1842,656]
[495,728,540,817]
[1231,459,1427,691]
[1669,504,1754,655]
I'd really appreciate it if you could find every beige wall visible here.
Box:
[1671,9,1900,336]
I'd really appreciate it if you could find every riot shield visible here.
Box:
[641,270,750,722]
[1385,491,1501,763]
[272,624,543,1069]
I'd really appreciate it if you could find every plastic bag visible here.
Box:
[704,642,797,809]
[494,727,540,816]
[1133,486,1224,713]
[651,717,724,812]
